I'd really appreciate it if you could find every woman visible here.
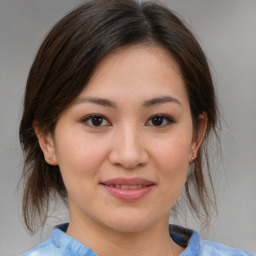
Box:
[19,0,254,255]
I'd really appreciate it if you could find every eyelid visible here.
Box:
[80,113,174,128]
[146,114,175,127]
[81,114,111,127]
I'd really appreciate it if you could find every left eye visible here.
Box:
[146,114,174,127]
[82,114,111,127]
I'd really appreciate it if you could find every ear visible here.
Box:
[189,113,208,163]
[34,125,58,166]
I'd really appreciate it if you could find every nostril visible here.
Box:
[108,132,149,169]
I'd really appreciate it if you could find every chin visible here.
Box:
[102,211,160,233]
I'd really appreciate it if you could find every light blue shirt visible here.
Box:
[21,223,255,256]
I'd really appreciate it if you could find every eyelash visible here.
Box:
[81,114,111,127]
[146,114,175,127]
[81,114,175,128]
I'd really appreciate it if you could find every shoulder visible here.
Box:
[199,240,255,256]
[21,239,61,256]
[20,223,97,256]
[169,225,255,256]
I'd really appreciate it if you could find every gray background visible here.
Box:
[0,0,255,255]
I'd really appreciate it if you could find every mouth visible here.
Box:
[105,184,150,189]
[100,177,155,201]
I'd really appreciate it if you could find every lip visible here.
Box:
[100,177,155,201]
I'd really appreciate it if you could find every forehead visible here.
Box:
[77,45,188,106]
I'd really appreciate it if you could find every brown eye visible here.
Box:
[146,114,174,127]
[91,116,103,126]
[151,116,164,126]
[82,114,111,127]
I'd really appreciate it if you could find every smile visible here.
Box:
[107,184,148,189]
[100,177,155,201]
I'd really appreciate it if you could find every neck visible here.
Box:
[66,211,184,256]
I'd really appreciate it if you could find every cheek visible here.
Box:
[54,130,108,182]
[54,137,109,206]
[152,137,191,197]
[152,135,192,169]
[157,148,189,184]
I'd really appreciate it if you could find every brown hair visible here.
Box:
[19,0,219,233]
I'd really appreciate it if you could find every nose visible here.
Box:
[108,125,149,169]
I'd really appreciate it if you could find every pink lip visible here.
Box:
[100,177,155,201]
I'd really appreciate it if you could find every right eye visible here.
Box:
[81,114,111,127]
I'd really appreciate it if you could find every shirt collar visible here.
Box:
[52,223,98,256]
[52,223,201,256]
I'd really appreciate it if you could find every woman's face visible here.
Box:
[41,46,205,233]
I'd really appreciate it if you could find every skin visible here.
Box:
[37,45,207,256]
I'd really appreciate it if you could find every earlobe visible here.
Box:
[34,125,58,165]
[189,113,208,163]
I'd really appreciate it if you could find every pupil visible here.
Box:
[92,116,103,126]
[152,116,163,126]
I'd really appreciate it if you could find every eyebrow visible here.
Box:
[73,96,182,108]
[73,97,117,108]
[143,96,182,107]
